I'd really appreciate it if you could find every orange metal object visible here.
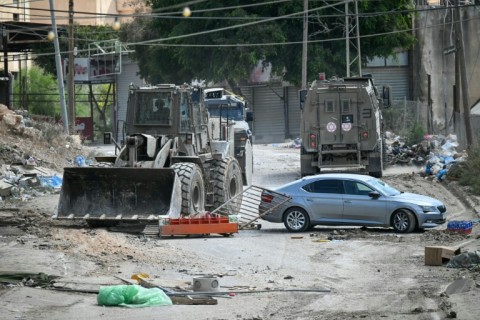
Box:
[159,216,238,237]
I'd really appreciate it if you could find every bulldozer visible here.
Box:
[55,84,246,227]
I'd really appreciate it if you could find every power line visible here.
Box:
[2,2,479,57]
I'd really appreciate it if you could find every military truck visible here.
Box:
[299,76,390,178]
[55,84,247,227]
[204,88,254,186]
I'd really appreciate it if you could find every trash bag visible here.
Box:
[38,175,62,189]
[75,156,86,167]
[97,285,172,308]
[446,251,480,268]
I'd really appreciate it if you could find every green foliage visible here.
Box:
[122,0,415,86]
[404,122,425,146]
[91,83,114,140]
[448,147,480,195]
[13,66,60,117]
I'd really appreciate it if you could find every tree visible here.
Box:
[14,66,60,117]
[121,0,415,86]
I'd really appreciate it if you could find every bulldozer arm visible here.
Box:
[56,167,180,221]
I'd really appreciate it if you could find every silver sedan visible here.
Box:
[261,173,447,233]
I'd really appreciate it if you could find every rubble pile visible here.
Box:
[385,131,465,181]
[0,105,91,203]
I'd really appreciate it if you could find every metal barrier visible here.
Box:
[211,185,291,230]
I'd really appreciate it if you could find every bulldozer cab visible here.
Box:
[126,85,206,136]
[134,92,173,125]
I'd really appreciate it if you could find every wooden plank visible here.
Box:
[171,296,217,305]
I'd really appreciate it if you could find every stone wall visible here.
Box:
[413,5,480,146]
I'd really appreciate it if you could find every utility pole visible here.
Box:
[301,0,308,89]
[48,0,69,134]
[68,0,75,134]
[454,0,473,146]
[345,1,350,77]
[345,0,361,77]
[355,0,361,76]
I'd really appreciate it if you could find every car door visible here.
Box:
[342,180,388,225]
[302,179,344,223]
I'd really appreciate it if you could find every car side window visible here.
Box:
[303,179,344,194]
[344,180,374,196]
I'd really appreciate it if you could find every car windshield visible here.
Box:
[368,178,401,196]
[207,104,243,121]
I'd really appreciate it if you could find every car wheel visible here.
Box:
[283,207,310,232]
[391,209,416,233]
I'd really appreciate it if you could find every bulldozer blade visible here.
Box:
[57,167,177,220]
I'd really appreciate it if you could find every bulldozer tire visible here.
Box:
[171,163,205,216]
[212,157,243,213]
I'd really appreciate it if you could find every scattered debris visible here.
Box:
[446,251,480,269]
[425,246,461,266]
[385,132,466,182]
[0,272,59,287]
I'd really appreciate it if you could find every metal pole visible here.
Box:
[2,25,10,108]
[301,0,308,89]
[48,0,69,133]
[68,0,75,134]
[454,0,472,146]
[355,0,362,76]
[345,1,350,77]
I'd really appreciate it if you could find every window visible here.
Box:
[344,180,374,196]
[135,92,172,125]
[13,13,19,21]
[342,99,350,112]
[325,100,335,113]
[303,179,344,194]
[180,92,191,131]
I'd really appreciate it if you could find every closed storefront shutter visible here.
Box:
[363,67,410,100]
[250,85,285,144]
[286,86,302,139]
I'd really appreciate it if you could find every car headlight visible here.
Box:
[420,205,437,213]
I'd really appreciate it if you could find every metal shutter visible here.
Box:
[251,85,286,144]
[286,86,302,139]
[363,67,410,100]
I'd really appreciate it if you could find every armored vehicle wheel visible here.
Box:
[172,163,205,216]
[212,157,243,213]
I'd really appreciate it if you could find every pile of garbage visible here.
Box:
[385,132,465,181]
[0,159,63,202]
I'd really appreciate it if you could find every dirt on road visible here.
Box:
[1,135,480,319]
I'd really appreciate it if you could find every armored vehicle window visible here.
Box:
[325,100,335,113]
[135,92,172,125]
[180,92,191,131]
[302,179,344,194]
[342,99,350,112]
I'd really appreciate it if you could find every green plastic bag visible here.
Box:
[97,285,172,308]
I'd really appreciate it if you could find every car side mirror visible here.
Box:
[369,191,381,199]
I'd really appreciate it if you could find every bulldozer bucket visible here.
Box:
[56,167,178,221]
